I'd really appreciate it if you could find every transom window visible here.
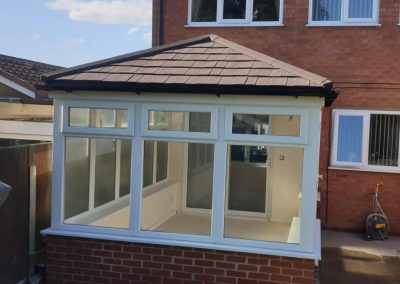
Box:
[332,110,400,171]
[310,0,379,25]
[189,0,283,26]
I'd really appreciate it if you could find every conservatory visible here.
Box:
[41,35,336,259]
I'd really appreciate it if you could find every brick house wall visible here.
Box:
[46,236,315,284]
[152,0,400,234]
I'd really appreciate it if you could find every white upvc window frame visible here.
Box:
[331,109,400,172]
[48,94,324,259]
[141,103,218,140]
[187,0,284,27]
[225,106,308,145]
[62,100,135,137]
[307,0,380,26]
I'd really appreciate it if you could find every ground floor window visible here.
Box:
[332,110,400,170]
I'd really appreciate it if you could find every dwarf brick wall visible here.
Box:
[154,0,400,234]
[46,236,315,284]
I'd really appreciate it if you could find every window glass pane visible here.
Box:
[312,0,341,21]
[223,0,247,19]
[69,108,90,127]
[337,115,363,163]
[187,144,214,209]
[143,141,154,188]
[156,142,168,182]
[225,145,303,244]
[64,137,90,219]
[94,109,116,128]
[232,113,300,136]
[348,0,373,18]
[369,114,400,167]
[253,0,280,21]
[142,142,214,236]
[64,138,132,229]
[69,108,128,128]
[94,139,116,207]
[119,140,132,197]
[191,0,217,22]
[148,111,211,132]
[228,145,267,213]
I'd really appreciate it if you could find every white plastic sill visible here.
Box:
[42,220,321,260]
[185,23,284,28]
[307,22,381,27]
[329,166,400,174]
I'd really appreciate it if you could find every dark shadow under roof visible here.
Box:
[40,35,337,105]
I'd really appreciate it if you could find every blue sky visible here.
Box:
[0,0,152,67]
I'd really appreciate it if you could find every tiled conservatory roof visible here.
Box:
[40,35,336,102]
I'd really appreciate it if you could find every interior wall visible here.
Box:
[269,116,303,223]
[141,142,184,229]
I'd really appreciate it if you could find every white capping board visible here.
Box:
[0,75,35,99]
[0,120,53,141]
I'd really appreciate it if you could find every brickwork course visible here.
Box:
[46,236,315,284]
[152,0,400,234]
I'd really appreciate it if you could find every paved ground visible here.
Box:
[320,230,400,284]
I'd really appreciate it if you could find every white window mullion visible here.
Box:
[362,113,371,166]
[246,0,253,23]
[211,105,227,242]
[114,139,121,200]
[217,0,223,22]
[88,139,96,210]
[131,103,143,235]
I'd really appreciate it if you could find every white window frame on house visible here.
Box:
[225,106,308,144]
[47,94,323,259]
[331,109,400,173]
[307,0,380,26]
[187,0,284,27]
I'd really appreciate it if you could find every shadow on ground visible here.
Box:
[319,247,400,284]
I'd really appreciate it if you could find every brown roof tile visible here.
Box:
[42,34,333,96]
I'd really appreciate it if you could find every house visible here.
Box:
[40,35,337,283]
[151,0,400,235]
[0,54,62,283]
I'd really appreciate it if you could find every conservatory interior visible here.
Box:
[61,100,307,245]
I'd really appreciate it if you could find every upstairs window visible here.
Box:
[310,0,379,25]
[332,110,400,171]
[189,0,283,26]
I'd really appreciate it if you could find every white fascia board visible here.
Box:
[0,75,36,99]
[0,120,53,141]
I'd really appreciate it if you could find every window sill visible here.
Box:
[42,220,321,260]
[306,22,381,27]
[329,166,400,174]
[185,23,284,28]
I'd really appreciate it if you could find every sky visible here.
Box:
[0,0,153,67]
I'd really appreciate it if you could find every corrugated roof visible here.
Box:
[41,35,336,103]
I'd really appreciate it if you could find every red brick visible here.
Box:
[292,276,314,284]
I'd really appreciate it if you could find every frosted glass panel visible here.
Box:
[69,108,90,127]
[337,115,363,162]
[94,139,116,207]
[64,137,90,219]
[312,0,342,21]
[348,0,373,18]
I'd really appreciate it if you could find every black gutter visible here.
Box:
[38,80,338,106]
